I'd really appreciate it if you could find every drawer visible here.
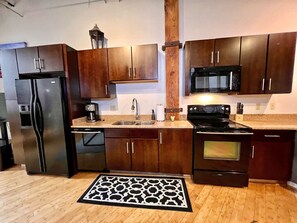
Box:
[193,170,248,187]
[105,128,130,138]
[252,130,295,142]
[130,129,158,139]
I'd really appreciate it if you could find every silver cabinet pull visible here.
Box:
[105,85,108,95]
[264,134,280,138]
[261,78,265,91]
[126,142,129,154]
[128,68,131,78]
[211,51,214,64]
[133,68,136,78]
[229,71,233,90]
[252,146,255,158]
[216,51,220,63]
[33,58,39,69]
[269,78,272,91]
[39,58,45,70]
[131,142,134,154]
[159,132,162,144]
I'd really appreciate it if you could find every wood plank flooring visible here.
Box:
[1,165,297,223]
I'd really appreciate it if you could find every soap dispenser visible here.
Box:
[151,109,156,120]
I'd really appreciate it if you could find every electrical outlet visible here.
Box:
[110,105,116,111]
[256,103,260,110]
[270,102,275,110]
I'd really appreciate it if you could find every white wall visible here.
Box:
[1,0,297,115]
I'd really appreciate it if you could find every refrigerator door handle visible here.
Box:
[35,99,44,136]
[31,80,47,172]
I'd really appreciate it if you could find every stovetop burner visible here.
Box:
[187,104,252,133]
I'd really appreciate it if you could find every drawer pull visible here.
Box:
[264,135,280,138]
[252,145,255,158]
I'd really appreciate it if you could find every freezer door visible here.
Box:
[15,79,45,173]
[36,78,69,175]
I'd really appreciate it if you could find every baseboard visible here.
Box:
[287,181,297,190]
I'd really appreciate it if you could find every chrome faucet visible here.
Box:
[131,98,140,120]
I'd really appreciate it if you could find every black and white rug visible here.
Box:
[77,174,192,212]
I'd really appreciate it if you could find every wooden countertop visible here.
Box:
[71,117,193,129]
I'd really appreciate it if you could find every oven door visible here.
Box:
[194,132,253,172]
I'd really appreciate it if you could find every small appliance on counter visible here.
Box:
[85,103,99,122]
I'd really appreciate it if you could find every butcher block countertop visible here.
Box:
[232,114,297,130]
[71,115,193,129]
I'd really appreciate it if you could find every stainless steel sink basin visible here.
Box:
[112,120,155,126]
[112,121,136,125]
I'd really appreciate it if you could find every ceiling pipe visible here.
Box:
[0,1,23,17]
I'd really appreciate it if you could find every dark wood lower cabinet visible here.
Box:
[105,138,131,171]
[249,130,295,181]
[159,129,193,174]
[105,129,159,172]
[131,139,158,172]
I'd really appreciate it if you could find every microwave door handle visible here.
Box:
[229,71,233,90]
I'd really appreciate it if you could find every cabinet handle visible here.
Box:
[159,132,162,145]
[105,85,108,95]
[261,78,265,91]
[211,51,214,64]
[229,71,233,90]
[133,68,136,78]
[126,142,129,154]
[33,58,39,69]
[251,145,255,158]
[269,78,272,91]
[264,134,280,138]
[39,58,45,70]
[128,68,131,78]
[131,142,134,154]
[216,51,220,63]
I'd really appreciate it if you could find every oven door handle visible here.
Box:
[71,131,102,134]
[196,131,254,135]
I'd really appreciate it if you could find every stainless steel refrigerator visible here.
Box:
[15,77,74,176]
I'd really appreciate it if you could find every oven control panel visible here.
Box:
[188,105,230,115]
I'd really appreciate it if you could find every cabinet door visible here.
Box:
[16,47,39,74]
[240,35,268,94]
[214,37,240,66]
[159,129,193,174]
[190,39,215,67]
[131,139,159,172]
[249,130,294,181]
[78,48,109,98]
[249,141,293,181]
[265,32,296,93]
[108,46,132,81]
[38,45,64,73]
[132,44,158,81]
[105,138,131,171]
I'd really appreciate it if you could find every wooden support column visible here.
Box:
[164,0,180,120]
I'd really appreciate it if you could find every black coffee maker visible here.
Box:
[85,103,98,122]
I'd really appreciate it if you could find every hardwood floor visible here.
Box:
[1,165,297,223]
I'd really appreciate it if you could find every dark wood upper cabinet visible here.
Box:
[189,37,240,68]
[266,32,296,94]
[77,48,116,99]
[240,35,268,94]
[108,44,158,82]
[240,32,296,94]
[16,44,64,74]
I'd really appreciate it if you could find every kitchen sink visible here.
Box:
[112,120,155,126]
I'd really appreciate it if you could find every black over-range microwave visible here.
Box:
[190,66,241,93]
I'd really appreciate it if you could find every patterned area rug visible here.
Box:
[77,174,192,212]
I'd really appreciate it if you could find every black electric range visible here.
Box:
[187,104,253,187]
